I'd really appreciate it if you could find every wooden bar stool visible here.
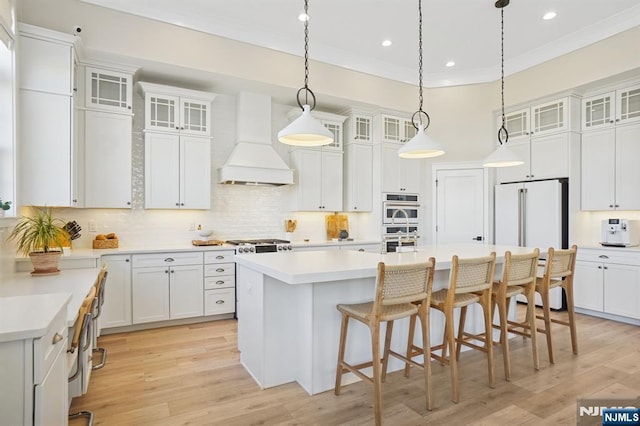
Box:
[535,245,578,364]
[334,259,435,426]
[68,286,97,425]
[409,253,496,404]
[91,264,108,370]
[488,249,540,381]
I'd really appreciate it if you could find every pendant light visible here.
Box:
[398,0,445,159]
[278,0,333,147]
[483,0,524,168]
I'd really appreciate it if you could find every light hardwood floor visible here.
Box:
[70,307,640,425]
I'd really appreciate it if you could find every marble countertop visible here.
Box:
[0,268,100,329]
[0,293,71,342]
[235,244,535,285]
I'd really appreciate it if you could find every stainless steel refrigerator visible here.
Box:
[494,178,568,309]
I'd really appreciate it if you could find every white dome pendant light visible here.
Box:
[483,0,524,168]
[278,0,333,147]
[398,0,445,159]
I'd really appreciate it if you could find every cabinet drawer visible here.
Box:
[132,252,203,268]
[205,276,235,290]
[204,288,235,315]
[577,249,640,265]
[204,250,235,263]
[33,306,67,384]
[204,263,235,277]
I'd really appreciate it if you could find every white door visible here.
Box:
[132,267,170,324]
[581,128,615,210]
[169,264,204,319]
[180,136,211,209]
[100,255,132,328]
[615,124,640,210]
[435,168,485,244]
[321,151,343,211]
[145,132,180,209]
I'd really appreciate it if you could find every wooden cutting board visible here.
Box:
[325,213,349,240]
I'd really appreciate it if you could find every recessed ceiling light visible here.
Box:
[382,40,392,47]
[298,13,309,22]
[445,61,455,67]
[543,11,557,20]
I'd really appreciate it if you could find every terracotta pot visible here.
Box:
[29,251,62,275]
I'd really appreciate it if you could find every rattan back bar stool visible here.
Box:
[535,245,578,364]
[407,253,496,404]
[334,259,435,426]
[489,249,540,381]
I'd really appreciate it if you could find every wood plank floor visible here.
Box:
[70,307,640,425]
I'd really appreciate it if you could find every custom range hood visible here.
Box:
[218,92,294,186]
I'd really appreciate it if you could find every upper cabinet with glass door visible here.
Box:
[138,82,216,136]
[582,83,640,131]
[500,97,576,140]
[378,113,417,144]
[85,66,133,113]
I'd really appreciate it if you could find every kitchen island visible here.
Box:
[235,244,535,395]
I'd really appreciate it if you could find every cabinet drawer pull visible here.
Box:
[216,255,224,259]
[216,268,225,272]
[52,333,63,345]
[598,255,609,259]
[216,280,225,285]
[164,258,175,262]
[215,300,225,304]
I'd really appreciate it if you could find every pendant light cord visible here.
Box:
[296,0,317,110]
[497,3,509,145]
[411,0,430,130]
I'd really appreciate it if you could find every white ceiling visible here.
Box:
[81,0,640,87]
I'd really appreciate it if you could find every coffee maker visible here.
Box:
[601,219,640,247]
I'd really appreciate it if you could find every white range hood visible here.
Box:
[218,92,294,186]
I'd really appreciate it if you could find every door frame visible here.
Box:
[432,162,493,245]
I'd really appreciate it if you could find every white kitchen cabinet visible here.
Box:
[344,143,373,212]
[18,24,79,207]
[581,123,640,210]
[204,250,236,316]
[83,110,132,208]
[496,132,575,184]
[0,297,69,426]
[85,66,133,113]
[132,252,204,324]
[574,248,640,322]
[290,149,343,211]
[343,112,373,144]
[582,83,640,131]
[144,133,211,209]
[139,82,215,137]
[100,255,132,329]
[501,97,574,140]
[379,114,417,143]
[381,143,421,193]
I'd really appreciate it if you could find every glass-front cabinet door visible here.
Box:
[617,84,640,125]
[582,91,615,131]
[85,67,132,112]
[502,107,530,140]
[145,94,179,132]
[403,119,417,142]
[179,97,211,136]
[382,115,401,143]
[353,115,372,143]
[531,98,567,135]
[321,120,342,150]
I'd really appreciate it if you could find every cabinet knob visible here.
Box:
[180,203,185,206]
[176,203,180,206]
[125,258,130,262]
[126,201,131,206]
[175,126,179,130]
[73,199,78,203]
[616,119,620,122]
[52,333,63,345]
[609,205,614,208]
[128,106,132,110]
[598,266,602,269]
[358,248,365,252]
[171,270,175,273]
[354,207,357,210]
[165,270,169,273]
[603,266,608,270]
[180,127,185,130]
[609,120,615,123]
[615,204,620,208]
[526,175,530,178]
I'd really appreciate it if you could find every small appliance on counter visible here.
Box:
[601,218,640,247]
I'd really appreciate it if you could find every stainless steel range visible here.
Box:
[226,239,292,254]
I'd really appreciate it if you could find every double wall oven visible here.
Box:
[382,193,421,252]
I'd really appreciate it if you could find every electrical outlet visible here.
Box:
[88,220,97,232]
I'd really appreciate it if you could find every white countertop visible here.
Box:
[0,268,100,328]
[235,244,536,285]
[0,293,71,342]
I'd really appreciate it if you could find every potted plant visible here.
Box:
[0,198,10,217]
[8,207,69,275]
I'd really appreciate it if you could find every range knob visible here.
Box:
[237,248,244,253]
[248,247,255,252]
[278,246,283,251]
[287,245,292,250]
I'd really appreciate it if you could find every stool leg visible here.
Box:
[334,312,349,395]
[381,320,394,382]
[456,306,467,361]
[525,285,540,371]
[371,322,383,426]
[419,306,433,411]
[540,289,554,364]
[404,314,417,378]
[564,282,578,355]
[445,307,458,403]
[497,294,510,381]
[482,291,495,388]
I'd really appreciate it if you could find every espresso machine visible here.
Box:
[601,219,640,247]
